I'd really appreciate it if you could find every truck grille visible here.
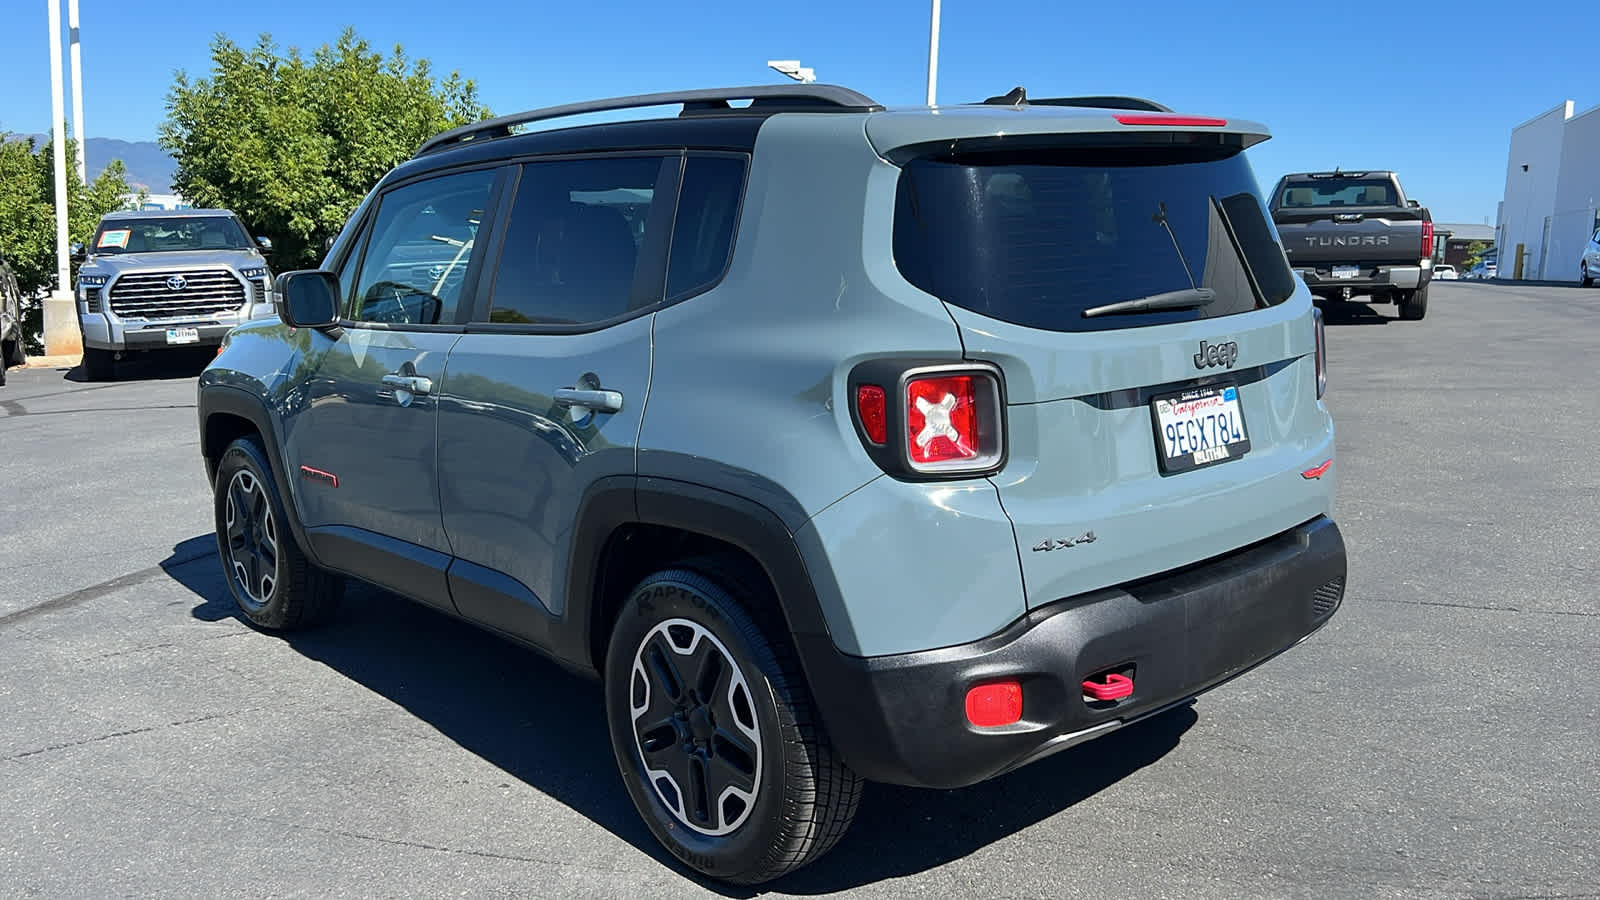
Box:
[108,269,246,320]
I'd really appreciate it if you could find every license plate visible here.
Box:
[165,327,199,345]
[1151,384,1251,474]
[1331,265,1360,279]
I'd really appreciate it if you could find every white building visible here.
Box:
[120,191,191,211]
[1497,100,1600,282]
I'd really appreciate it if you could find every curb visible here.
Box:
[21,355,82,370]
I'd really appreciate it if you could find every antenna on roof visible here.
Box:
[983,86,1027,107]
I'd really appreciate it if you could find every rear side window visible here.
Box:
[1278,178,1396,207]
[666,156,747,299]
[487,157,666,326]
[893,147,1296,333]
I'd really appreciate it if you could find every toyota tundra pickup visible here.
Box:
[73,209,276,380]
[1269,171,1434,320]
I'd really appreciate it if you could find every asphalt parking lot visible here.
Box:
[2,282,1596,899]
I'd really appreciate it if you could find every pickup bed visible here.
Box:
[1269,171,1434,320]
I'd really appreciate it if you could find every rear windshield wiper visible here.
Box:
[1081,287,1216,318]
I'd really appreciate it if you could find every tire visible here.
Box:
[212,436,340,630]
[81,347,117,382]
[1583,263,1593,288]
[603,562,862,885]
[1398,285,1428,321]
[3,337,21,367]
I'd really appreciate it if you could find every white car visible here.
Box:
[1581,228,1600,286]
[1466,261,1497,280]
[1434,264,1458,280]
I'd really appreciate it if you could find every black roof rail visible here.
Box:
[415,84,883,156]
[979,86,1173,113]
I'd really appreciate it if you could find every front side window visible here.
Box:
[485,157,666,326]
[92,216,251,254]
[348,169,495,325]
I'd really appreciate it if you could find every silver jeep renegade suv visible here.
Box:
[197,84,1346,885]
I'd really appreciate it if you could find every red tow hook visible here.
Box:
[1082,672,1134,702]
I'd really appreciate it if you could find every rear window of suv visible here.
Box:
[892,146,1296,333]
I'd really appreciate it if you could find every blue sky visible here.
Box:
[0,0,1587,224]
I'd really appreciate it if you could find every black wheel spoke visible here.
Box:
[709,728,758,795]
[690,641,725,705]
[633,714,681,765]
[644,639,688,705]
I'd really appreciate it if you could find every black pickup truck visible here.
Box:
[1269,171,1434,320]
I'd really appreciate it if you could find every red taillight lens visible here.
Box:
[1421,220,1434,263]
[906,375,980,465]
[855,384,887,445]
[965,681,1023,728]
[1114,113,1228,127]
[1313,306,1327,399]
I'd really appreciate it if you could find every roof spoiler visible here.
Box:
[980,86,1173,113]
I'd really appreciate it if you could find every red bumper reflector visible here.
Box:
[1302,459,1333,480]
[1114,113,1228,127]
[855,384,887,445]
[1082,673,1134,701]
[965,681,1023,727]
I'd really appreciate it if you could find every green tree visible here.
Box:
[0,134,135,349]
[1463,241,1489,271]
[160,28,490,270]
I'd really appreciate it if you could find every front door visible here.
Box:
[437,153,693,642]
[283,166,500,610]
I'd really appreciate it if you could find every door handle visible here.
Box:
[381,373,434,395]
[553,388,623,413]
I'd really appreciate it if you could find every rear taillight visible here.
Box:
[849,362,1007,479]
[1421,220,1434,263]
[1313,307,1327,399]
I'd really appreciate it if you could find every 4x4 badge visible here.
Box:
[1193,339,1239,370]
[1033,531,1096,552]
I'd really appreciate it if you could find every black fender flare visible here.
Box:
[198,384,325,570]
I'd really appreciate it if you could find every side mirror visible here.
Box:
[255,236,274,252]
[274,270,341,328]
[1408,200,1421,208]
[70,242,86,262]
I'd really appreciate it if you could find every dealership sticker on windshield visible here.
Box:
[98,229,130,249]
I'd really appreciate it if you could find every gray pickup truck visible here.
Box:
[1269,171,1434,320]
[74,209,276,380]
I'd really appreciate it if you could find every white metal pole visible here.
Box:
[925,0,941,106]
[47,0,70,291]
[69,0,85,184]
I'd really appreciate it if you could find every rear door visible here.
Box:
[436,152,693,643]
[890,140,1334,609]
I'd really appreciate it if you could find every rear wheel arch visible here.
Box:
[570,477,841,679]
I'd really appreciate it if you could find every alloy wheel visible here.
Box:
[224,469,278,610]
[629,618,762,836]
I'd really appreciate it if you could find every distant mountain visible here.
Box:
[86,139,175,194]
[15,134,175,194]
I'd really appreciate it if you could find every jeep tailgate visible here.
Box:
[889,138,1335,611]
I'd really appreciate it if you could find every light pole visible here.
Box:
[767,60,816,84]
[69,0,85,184]
[926,0,940,106]
[44,0,81,357]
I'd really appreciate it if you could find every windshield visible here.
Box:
[1277,178,1396,208]
[92,216,253,254]
[893,146,1296,333]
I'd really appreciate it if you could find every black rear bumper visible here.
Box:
[798,516,1347,789]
